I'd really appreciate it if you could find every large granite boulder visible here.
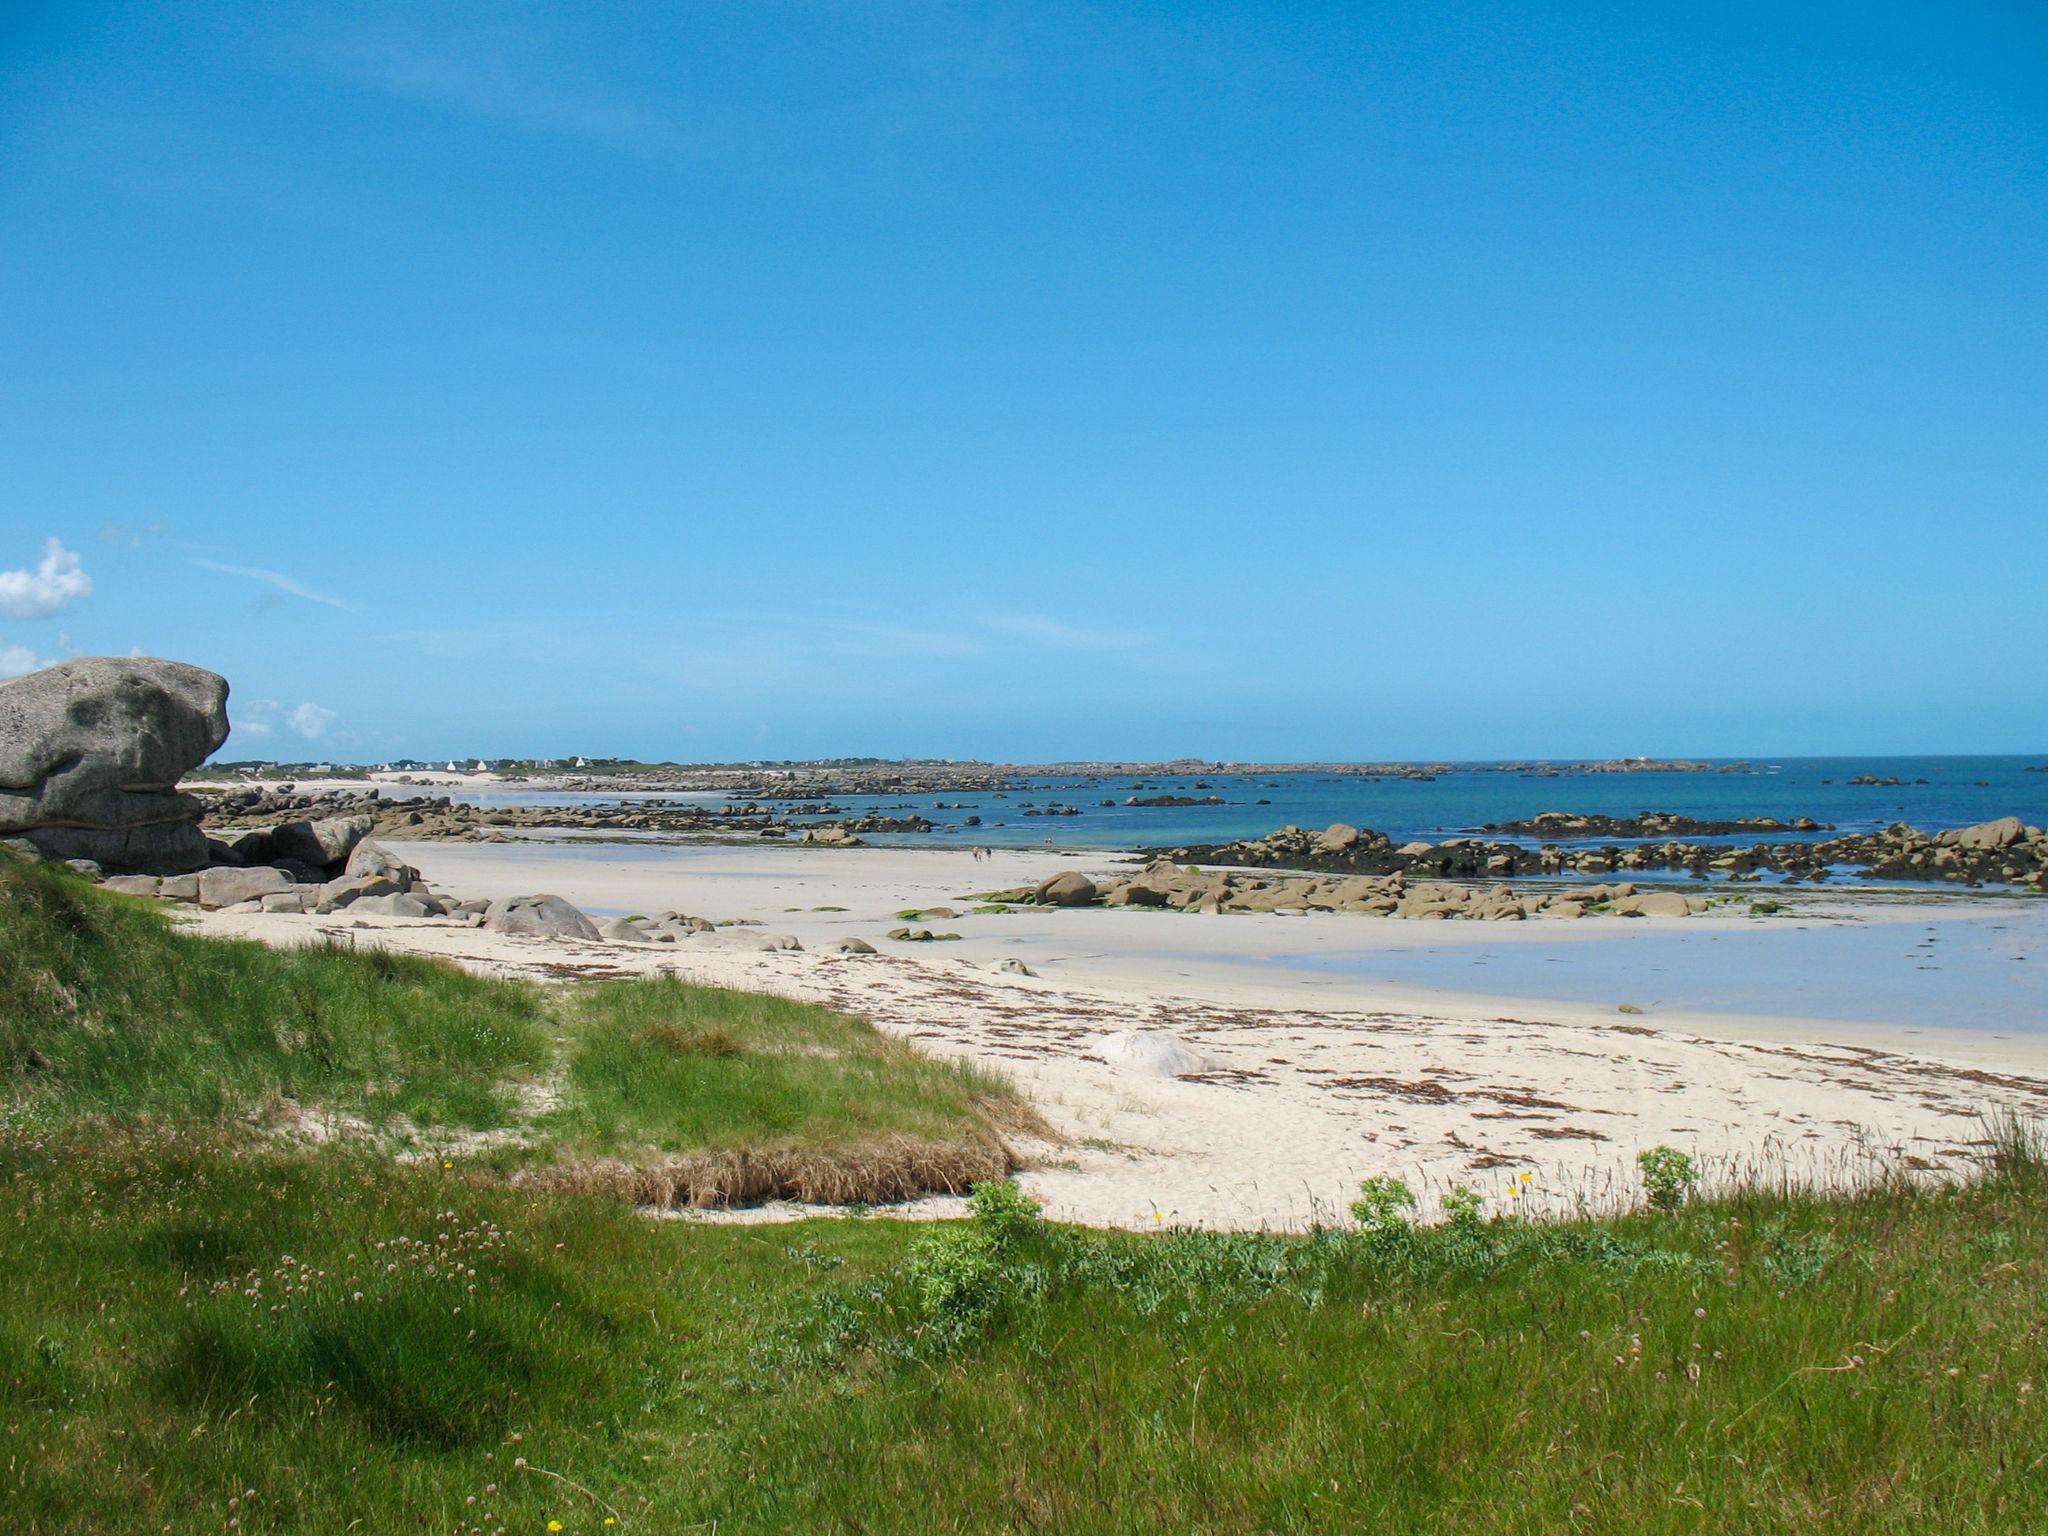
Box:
[1034,870,1098,907]
[344,839,421,889]
[196,865,295,909]
[0,657,230,872]
[1941,816,2027,851]
[269,813,374,870]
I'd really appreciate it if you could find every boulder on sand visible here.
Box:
[344,839,420,891]
[350,892,432,919]
[196,866,294,909]
[1034,870,1098,907]
[483,893,601,941]
[1609,891,1702,918]
[801,824,864,847]
[0,657,230,872]
[314,872,402,912]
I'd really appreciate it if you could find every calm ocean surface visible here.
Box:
[440,756,2048,854]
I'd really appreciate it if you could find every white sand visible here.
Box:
[187,839,2048,1231]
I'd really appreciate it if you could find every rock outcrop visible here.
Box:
[0,657,230,872]
[989,856,1711,922]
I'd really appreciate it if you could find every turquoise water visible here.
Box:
[432,756,2048,853]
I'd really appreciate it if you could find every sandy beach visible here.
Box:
[189,836,2048,1230]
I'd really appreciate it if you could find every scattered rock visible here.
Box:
[351,892,432,918]
[720,931,804,952]
[315,872,401,912]
[801,824,865,847]
[1610,891,1705,918]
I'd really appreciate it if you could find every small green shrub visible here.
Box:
[905,1180,1043,1350]
[1638,1146,1698,1212]
[1349,1175,1416,1236]
[1441,1185,1485,1226]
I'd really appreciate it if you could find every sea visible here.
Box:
[434,756,2048,855]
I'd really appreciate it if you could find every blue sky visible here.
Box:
[2,1,2043,762]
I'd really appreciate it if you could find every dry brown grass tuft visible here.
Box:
[527,1132,1020,1208]
[973,1088,1059,1144]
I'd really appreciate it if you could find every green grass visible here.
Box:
[6,1128,2047,1533]
[542,977,1018,1158]
[8,852,2048,1531]
[1,852,548,1132]
[1,854,1023,1198]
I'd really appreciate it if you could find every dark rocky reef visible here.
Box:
[1477,811,1830,839]
[1168,816,2048,889]
[197,785,934,843]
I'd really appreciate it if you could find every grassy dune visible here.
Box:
[519,974,1030,1204]
[2,853,1023,1201]
[2,850,550,1132]
[5,854,2047,1532]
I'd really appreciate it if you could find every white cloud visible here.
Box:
[982,612,1153,650]
[289,702,338,740]
[0,642,55,679]
[188,558,356,612]
[0,539,92,619]
[228,697,338,747]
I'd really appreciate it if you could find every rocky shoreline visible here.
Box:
[194,783,930,846]
[1475,810,1830,839]
[996,862,1713,921]
[1168,817,2048,889]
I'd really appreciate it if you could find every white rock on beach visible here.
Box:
[1088,1029,1217,1079]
